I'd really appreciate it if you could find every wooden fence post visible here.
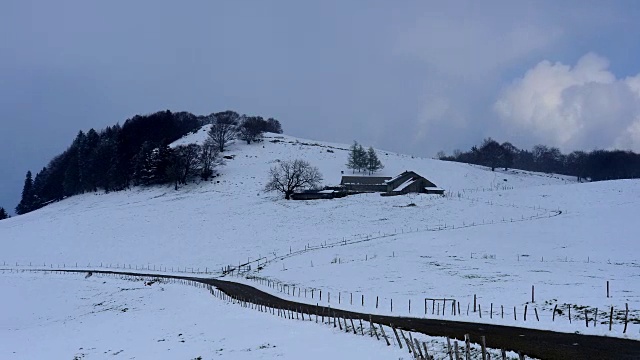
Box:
[535,308,539,321]
[532,285,534,303]
[624,303,629,334]
[585,309,589,328]
[401,330,414,356]
[481,336,487,360]
[422,342,431,360]
[369,315,379,340]
[524,304,527,321]
[446,338,454,360]
[391,324,403,349]
[454,341,461,360]
[501,349,507,360]
[379,324,391,346]
[609,306,614,331]
[409,333,422,359]
[552,304,557,321]
[465,334,471,360]
[474,295,477,312]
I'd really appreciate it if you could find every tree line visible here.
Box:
[15,110,283,215]
[437,138,640,181]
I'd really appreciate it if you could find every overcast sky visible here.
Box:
[2,1,640,212]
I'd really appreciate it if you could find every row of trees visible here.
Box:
[346,141,384,174]
[438,138,640,181]
[15,110,283,215]
[207,111,282,152]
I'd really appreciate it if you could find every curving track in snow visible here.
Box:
[13,268,639,360]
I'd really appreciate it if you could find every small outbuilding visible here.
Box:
[290,189,347,200]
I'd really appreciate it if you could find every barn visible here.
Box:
[339,171,444,196]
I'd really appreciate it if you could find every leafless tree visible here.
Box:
[238,116,265,144]
[199,139,222,181]
[208,112,239,152]
[173,144,201,185]
[264,159,323,200]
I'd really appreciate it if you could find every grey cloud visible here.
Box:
[1,1,640,212]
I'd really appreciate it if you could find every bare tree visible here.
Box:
[238,116,266,144]
[208,111,239,152]
[175,144,201,184]
[264,159,323,200]
[199,139,222,181]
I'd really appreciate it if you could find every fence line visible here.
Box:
[2,268,541,360]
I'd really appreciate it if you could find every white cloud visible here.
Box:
[495,53,640,151]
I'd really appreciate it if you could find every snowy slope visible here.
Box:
[0,129,570,271]
[0,271,409,360]
[2,127,638,340]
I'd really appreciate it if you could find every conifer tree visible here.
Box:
[16,171,34,215]
[0,207,9,220]
[346,141,359,173]
[347,141,369,173]
[366,146,384,175]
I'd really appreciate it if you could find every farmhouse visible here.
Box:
[340,176,391,192]
[382,171,444,195]
[341,171,444,196]
[292,171,444,200]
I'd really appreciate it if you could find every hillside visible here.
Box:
[3,127,640,341]
[0,127,569,269]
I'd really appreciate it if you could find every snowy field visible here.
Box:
[246,180,640,340]
[0,271,412,360]
[1,128,639,342]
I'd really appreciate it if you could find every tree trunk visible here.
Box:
[285,191,292,200]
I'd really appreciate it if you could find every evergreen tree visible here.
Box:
[16,171,34,215]
[366,147,384,174]
[355,144,368,172]
[0,207,9,220]
[346,141,360,173]
[347,141,369,173]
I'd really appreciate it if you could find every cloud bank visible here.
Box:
[495,53,640,152]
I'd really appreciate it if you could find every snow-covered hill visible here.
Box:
[2,127,639,340]
[0,128,570,270]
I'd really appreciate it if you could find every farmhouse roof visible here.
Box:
[340,176,392,185]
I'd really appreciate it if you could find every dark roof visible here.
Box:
[341,176,392,185]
